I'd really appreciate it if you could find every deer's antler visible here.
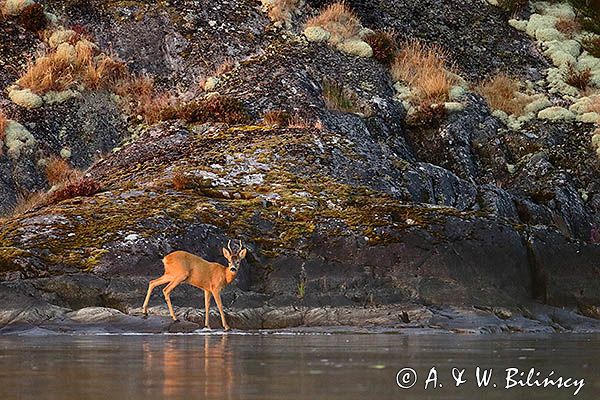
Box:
[227,240,233,254]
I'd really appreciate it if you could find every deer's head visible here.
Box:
[222,240,247,274]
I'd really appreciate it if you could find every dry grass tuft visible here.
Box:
[555,17,582,38]
[177,95,252,125]
[262,110,291,127]
[565,64,592,90]
[582,35,600,58]
[306,2,361,41]
[364,29,397,65]
[11,191,48,215]
[476,73,531,116]
[267,0,299,25]
[0,109,7,142]
[322,79,362,113]
[587,95,600,114]
[47,177,100,205]
[392,40,454,105]
[45,156,81,186]
[114,75,178,124]
[172,171,189,191]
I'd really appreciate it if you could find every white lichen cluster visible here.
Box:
[3,120,36,158]
[303,15,373,58]
[507,2,600,123]
[7,28,84,109]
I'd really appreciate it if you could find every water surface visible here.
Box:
[0,332,597,399]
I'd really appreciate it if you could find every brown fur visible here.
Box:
[142,244,247,330]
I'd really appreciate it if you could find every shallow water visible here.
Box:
[0,332,597,400]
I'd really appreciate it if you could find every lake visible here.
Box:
[0,332,597,399]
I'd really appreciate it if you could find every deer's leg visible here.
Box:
[212,290,230,331]
[162,275,187,321]
[142,275,172,316]
[203,289,212,329]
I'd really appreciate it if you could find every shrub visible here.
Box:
[16,34,128,95]
[476,73,530,116]
[114,75,178,124]
[391,40,454,105]
[177,95,252,125]
[306,2,360,42]
[266,0,299,25]
[17,3,47,31]
[322,78,360,113]
[408,102,447,126]
[555,17,581,38]
[262,110,291,127]
[45,156,81,186]
[582,36,600,58]
[172,171,189,191]
[47,177,100,205]
[564,64,592,90]
[364,29,397,65]
[17,44,77,93]
[0,109,7,141]
[11,191,47,215]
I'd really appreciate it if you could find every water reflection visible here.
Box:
[141,335,234,399]
[0,334,597,400]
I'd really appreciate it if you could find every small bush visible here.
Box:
[392,40,454,105]
[564,64,592,90]
[306,2,361,41]
[262,110,291,127]
[172,171,189,191]
[114,75,177,124]
[555,17,581,38]
[45,156,81,186]
[582,36,600,58]
[476,73,530,116]
[364,29,397,65]
[0,109,7,141]
[17,3,47,31]
[11,191,47,215]
[177,95,252,125]
[408,102,447,126]
[266,0,299,25]
[322,79,361,113]
[47,177,100,205]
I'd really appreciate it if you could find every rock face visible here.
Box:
[0,0,599,332]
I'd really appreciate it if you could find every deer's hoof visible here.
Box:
[172,318,180,323]
[224,326,231,332]
[142,313,148,319]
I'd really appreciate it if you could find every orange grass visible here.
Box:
[475,73,531,116]
[391,40,454,105]
[306,2,360,40]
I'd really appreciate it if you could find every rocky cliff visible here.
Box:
[0,0,599,333]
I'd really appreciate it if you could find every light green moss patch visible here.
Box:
[8,88,43,109]
[538,106,576,121]
[304,26,330,42]
[4,121,36,158]
[336,39,373,58]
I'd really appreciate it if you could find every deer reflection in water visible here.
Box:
[143,335,234,399]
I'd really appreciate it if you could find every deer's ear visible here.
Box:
[239,248,247,259]
[222,247,232,260]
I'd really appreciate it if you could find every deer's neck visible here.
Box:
[225,268,237,285]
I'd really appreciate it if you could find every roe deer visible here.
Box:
[142,240,247,330]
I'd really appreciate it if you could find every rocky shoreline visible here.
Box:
[2,303,600,335]
[2,0,600,334]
